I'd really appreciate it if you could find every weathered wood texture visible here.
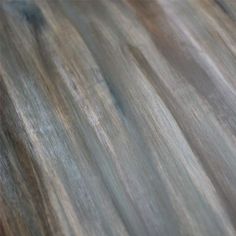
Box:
[0,0,236,235]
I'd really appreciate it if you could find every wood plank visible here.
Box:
[0,0,236,235]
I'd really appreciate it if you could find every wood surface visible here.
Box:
[0,0,236,235]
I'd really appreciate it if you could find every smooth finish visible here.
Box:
[0,0,236,235]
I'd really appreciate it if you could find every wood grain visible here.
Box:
[0,0,236,235]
